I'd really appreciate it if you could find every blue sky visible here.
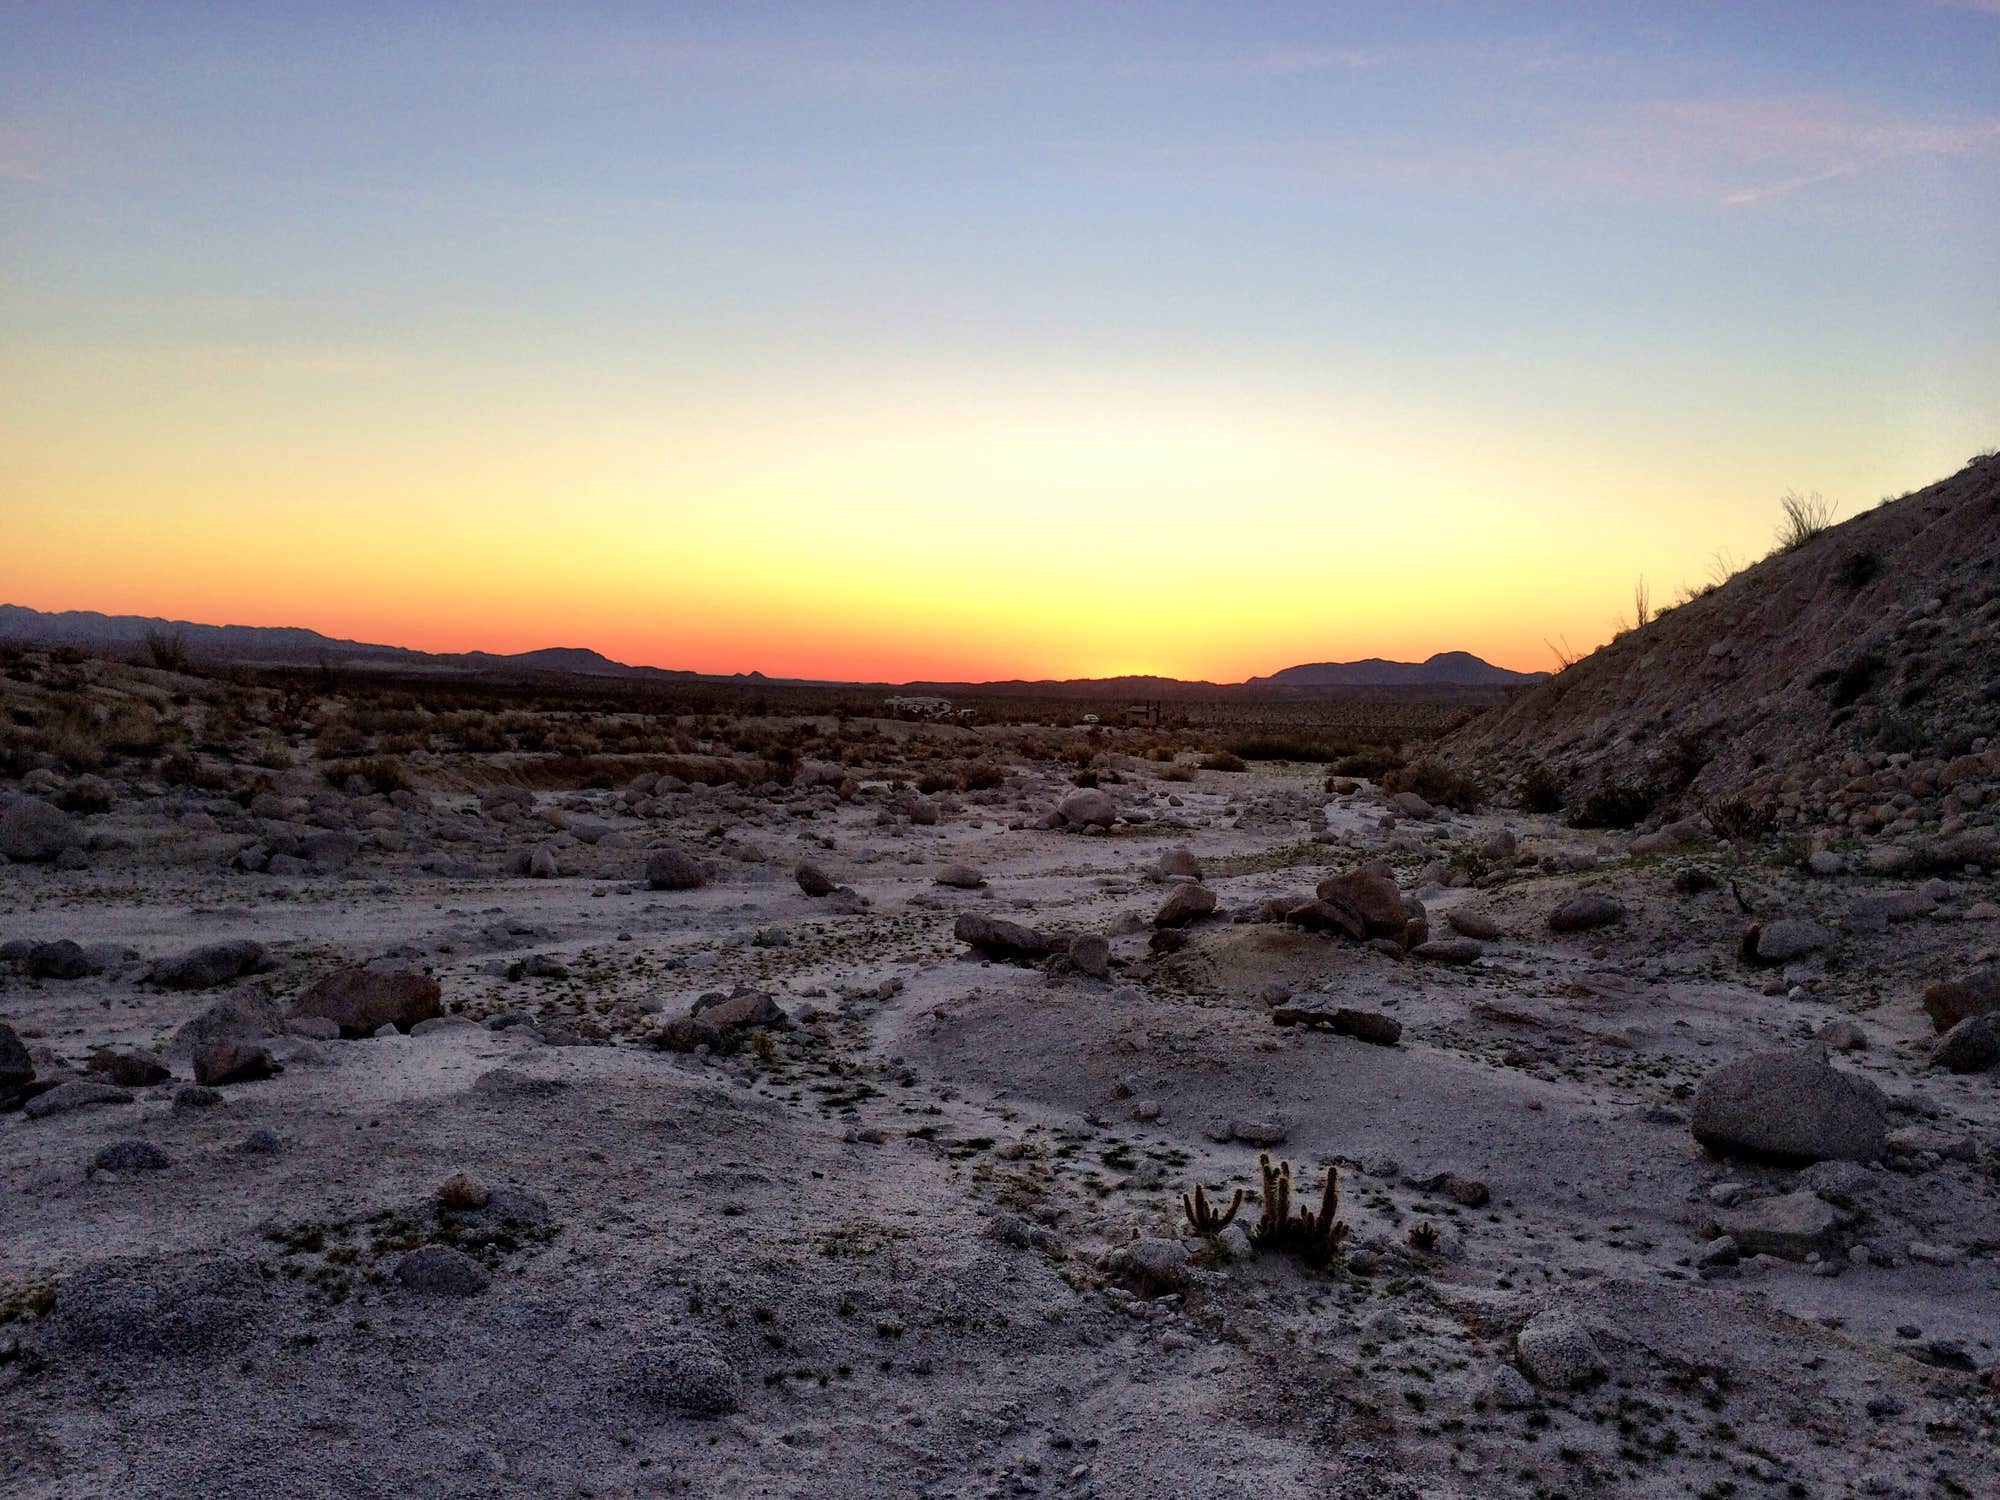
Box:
[3,3,1996,677]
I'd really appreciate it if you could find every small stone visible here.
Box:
[91,1140,172,1174]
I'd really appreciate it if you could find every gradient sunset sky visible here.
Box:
[4,3,1996,682]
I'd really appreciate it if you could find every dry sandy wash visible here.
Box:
[1,629,1997,1498]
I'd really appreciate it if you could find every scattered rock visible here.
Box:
[1154,882,1217,928]
[1930,1014,2000,1074]
[1068,933,1111,979]
[1315,870,1408,937]
[25,1079,134,1119]
[1516,1312,1605,1389]
[1057,788,1117,829]
[1,1021,36,1098]
[89,1047,171,1087]
[0,795,79,862]
[91,1140,172,1174]
[149,940,272,992]
[1922,968,1999,1033]
[291,967,443,1037]
[173,991,287,1053]
[621,1342,742,1417]
[935,863,987,889]
[1748,918,1833,964]
[1445,908,1500,940]
[1107,1237,1191,1296]
[1272,1005,1403,1046]
[1549,894,1625,932]
[192,1040,281,1087]
[794,861,836,897]
[954,912,1052,961]
[1412,937,1483,964]
[645,844,708,891]
[27,939,96,980]
[1711,1190,1841,1260]
[393,1245,490,1297]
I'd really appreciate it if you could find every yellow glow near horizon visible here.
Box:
[1,343,1974,682]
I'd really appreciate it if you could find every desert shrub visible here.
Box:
[1569,778,1655,829]
[143,630,189,672]
[1199,751,1247,773]
[1329,744,1405,779]
[1157,764,1194,782]
[1228,737,1342,763]
[324,756,412,795]
[1381,760,1482,812]
[1774,490,1837,552]
[1703,797,1776,842]
[1829,652,1884,708]
[915,770,951,795]
[958,762,1005,791]
[1833,550,1881,590]
[56,782,115,815]
[159,751,229,790]
[1874,711,1923,754]
[1517,763,1564,814]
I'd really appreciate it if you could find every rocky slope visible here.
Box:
[1442,453,2000,853]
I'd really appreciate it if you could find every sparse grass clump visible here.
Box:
[1774,490,1837,552]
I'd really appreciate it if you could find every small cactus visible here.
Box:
[1181,1181,1244,1234]
[1251,1153,1349,1267]
[1407,1220,1441,1254]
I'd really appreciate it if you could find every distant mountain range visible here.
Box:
[0,604,1536,692]
[1247,651,1543,687]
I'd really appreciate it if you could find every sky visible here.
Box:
[3,2,1996,682]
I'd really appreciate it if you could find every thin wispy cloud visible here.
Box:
[0,124,44,183]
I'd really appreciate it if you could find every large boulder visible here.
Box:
[149,940,271,992]
[1922,969,1999,1034]
[1315,871,1407,938]
[1931,1015,2000,1074]
[954,913,1052,961]
[290,968,442,1038]
[1154,882,1217,928]
[1691,1047,1888,1164]
[794,862,836,898]
[27,940,95,980]
[0,796,79,862]
[645,844,708,891]
[1056,788,1116,829]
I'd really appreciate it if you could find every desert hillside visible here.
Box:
[1443,452,2000,848]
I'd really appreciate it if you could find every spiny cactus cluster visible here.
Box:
[1250,1153,1349,1267]
[1181,1182,1244,1234]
